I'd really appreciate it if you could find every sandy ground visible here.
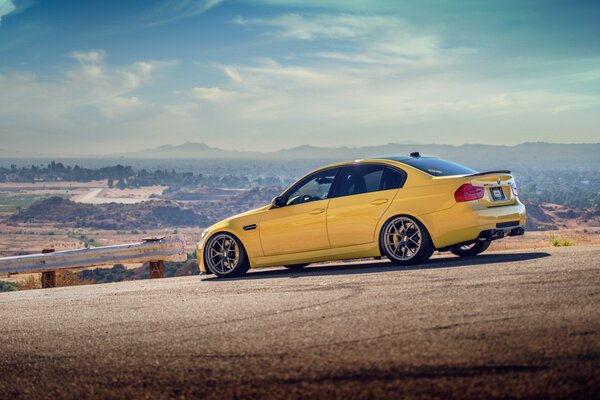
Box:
[0,181,107,189]
[0,180,107,198]
[0,180,165,204]
[72,186,166,204]
[0,245,598,399]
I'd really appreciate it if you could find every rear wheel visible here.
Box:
[204,233,250,278]
[380,216,434,266]
[283,263,309,270]
[450,241,491,257]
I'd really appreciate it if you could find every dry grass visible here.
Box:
[56,270,95,286]
[16,275,40,290]
[550,235,574,247]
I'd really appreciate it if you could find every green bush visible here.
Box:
[550,236,574,247]
[0,281,18,292]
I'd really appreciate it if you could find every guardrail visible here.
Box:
[0,237,187,288]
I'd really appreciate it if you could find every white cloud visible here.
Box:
[223,66,243,83]
[0,0,15,25]
[128,0,223,31]
[234,13,443,61]
[70,49,107,64]
[190,86,242,103]
[100,96,149,119]
[178,56,600,144]
[0,50,175,151]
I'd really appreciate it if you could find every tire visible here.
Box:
[379,215,434,266]
[204,232,250,278]
[283,263,309,270]
[450,240,491,257]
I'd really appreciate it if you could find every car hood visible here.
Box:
[226,204,271,220]
[203,203,271,233]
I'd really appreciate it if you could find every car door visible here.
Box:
[327,164,405,248]
[259,168,339,256]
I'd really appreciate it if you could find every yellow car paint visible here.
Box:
[197,157,526,273]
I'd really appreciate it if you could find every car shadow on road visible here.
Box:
[201,251,551,281]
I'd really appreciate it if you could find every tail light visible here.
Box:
[455,183,485,202]
[511,183,519,197]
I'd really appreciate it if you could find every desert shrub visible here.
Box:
[164,261,199,277]
[550,236,574,247]
[78,264,134,284]
[16,275,40,290]
[0,281,17,292]
[56,271,95,287]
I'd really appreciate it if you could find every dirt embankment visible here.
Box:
[8,197,208,230]
[523,200,600,231]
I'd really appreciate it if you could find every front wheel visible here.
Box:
[380,216,434,266]
[204,233,250,278]
[450,241,491,257]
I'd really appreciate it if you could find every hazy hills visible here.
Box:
[1,142,599,168]
[116,142,600,168]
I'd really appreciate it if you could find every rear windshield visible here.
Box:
[400,158,477,176]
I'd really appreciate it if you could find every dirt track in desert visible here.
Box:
[1,245,599,399]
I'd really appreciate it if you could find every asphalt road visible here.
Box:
[1,245,599,399]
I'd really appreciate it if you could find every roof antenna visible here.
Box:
[409,151,421,158]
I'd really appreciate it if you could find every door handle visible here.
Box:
[309,208,325,215]
[370,199,389,205]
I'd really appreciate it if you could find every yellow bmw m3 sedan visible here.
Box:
[197,153,526,277]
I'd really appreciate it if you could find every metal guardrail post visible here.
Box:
[144,238,166,279]
[149,260,165,279]
[41,248,56,289]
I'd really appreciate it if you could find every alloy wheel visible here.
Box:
[206,233,240,275]
[383,216,423,261]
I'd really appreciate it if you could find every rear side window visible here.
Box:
[381,167,405,190]
[400,158,477,176]
[336,165,385,196]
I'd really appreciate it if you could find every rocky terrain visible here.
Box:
[8,197,209,230]
[523,200,600,231]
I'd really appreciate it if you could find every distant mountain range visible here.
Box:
[112,141,596,159]
[116,142,600,167]
[2,142,599,167]
[115,142,262,159]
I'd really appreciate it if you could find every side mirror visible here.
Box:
[271,196,287,208]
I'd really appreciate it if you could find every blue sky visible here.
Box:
[0,0,599,154]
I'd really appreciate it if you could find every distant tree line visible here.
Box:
[1,162,598,210]
[0,161,292,190]
[515,168,600,210]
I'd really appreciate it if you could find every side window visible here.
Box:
[381,167,405,190]
[336,165,385,197]
[286,168,338,206]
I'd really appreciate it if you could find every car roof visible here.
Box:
[315,155,439,171]
[367,155,439,163]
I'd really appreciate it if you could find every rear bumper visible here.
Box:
[425,201,526,249]
[480,225,525,239]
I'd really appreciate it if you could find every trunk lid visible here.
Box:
[467,170,517,207]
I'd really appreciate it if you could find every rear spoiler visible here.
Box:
[466,170,511,177]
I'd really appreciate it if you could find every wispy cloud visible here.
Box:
[70,49,106,63]
[234,13,454,67]
[0,50,178,152]
[0,0,16,25]
[2,1,600,152]
[128,0,223,31]
[190,86,242,103]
